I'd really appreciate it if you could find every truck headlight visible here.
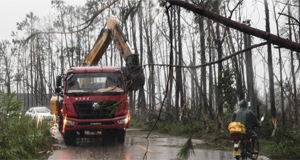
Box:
[117,116,129,124]
[66,120,75,125]
[117,119,125,124]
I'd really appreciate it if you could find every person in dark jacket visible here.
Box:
[232,99,260,153]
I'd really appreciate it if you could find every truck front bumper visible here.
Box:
[64,115,129,131]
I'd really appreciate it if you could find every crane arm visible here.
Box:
[83,29,112,66]
[84,18,134,66]
[83,18,144,91]
[106,18,132,60]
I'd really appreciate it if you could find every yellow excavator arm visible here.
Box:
[83,29,112,66]
[84,18,132,66]
[83,18,144,91]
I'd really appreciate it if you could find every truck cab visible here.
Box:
[54,66,129,145]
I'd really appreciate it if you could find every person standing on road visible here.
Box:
[232,99,260,153]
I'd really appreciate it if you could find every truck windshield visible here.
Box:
[66,72,124,94]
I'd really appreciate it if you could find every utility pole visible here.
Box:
[243,20,256,114]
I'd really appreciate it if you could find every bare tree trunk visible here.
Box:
[204,0,224,129]
[137,2,146,119]
[176,7,184,119]
[227,28,244,100]
[288,5,299,125]
[190,28,196,114]
[4,58,10,95]
[61,12,71,68]
[128,0,139,117]
[243,20,256,113]
[37,39,44,105]
[297,0,300,69]
[60,34,64,76]
[174,7,179,118]
[273,3,286,131]
[24,46,30,109]
[47,25,54,98]
[30,18,34,107]
[0,41,12,95]
[34,38,39,106]
[144,1,155,116]
[264,0,276,133]
[216,21,223,129]
[149,2,155,114]
[76,25,81,66]
[207,19,215,120]
[199,16,208,128]
[70,10,74,66]
[166,7,174,121]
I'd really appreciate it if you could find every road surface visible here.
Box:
[49,126,268,160]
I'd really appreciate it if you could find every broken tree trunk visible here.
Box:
[166,0,300,53]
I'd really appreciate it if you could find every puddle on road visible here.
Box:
[149,137,204,146]
[50,127,232,160]
[126,134,204,147]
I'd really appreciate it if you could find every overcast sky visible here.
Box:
[0,0,85,41]
[0,0,271,42]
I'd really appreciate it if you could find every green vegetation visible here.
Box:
[129,118,149,129]
[259,120,300,159]
[95,101,123,117]
[0,92,54,159]
[177,137,195,159]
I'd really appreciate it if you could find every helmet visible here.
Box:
[238,99,247,108]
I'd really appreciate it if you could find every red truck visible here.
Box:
[54,66,129,145]
[51,18,144,146]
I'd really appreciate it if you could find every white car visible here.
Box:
[25,107,52,121]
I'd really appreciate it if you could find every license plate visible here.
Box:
[233,149,241,156]
[90,123,102,125]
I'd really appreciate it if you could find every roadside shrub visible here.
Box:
[257,117,273,140]
[272,126,300,159]
[157,119,191,135]
[130,118,148,129]
[0,92,54,159]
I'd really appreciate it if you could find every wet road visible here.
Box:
[49,125,233,160]
[48,126,252,160]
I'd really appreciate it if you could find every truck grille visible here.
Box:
[74,101,118,119]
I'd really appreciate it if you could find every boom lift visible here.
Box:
[51,18,144,146]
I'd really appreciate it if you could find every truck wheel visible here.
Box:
[117,129,125,144]
[58,116,63,132]
[63,130,76,146]
[58,122,62,132]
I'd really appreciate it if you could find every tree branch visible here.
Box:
[24,0,119,43]
[143,41,269,68]
[278,12,300,25]
[166,0,300,53]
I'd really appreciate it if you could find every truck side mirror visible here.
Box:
[56,76,62,87]
[55,76,62,93]
[55,88,61,93]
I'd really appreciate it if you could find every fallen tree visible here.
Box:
[166,0,300,53]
